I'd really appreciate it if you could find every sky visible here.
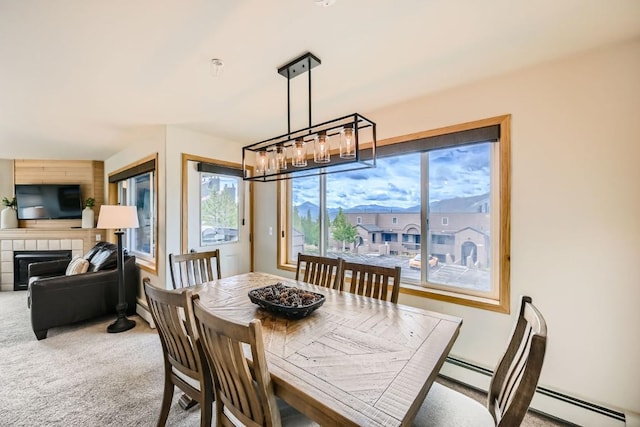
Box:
[292,143,492,209]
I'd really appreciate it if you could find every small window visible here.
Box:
[108,154,158,273]
[442,217,449,226]
[356,216,362,224]
[392,217,398,224]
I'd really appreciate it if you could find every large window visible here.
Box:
[108,154,158,272]
[279,116,510,312]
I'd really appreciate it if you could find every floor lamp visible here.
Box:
[97,205,139,333]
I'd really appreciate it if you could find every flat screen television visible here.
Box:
[15,184,83,220]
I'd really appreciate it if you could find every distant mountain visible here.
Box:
[295,201,320,220]
[293,193,489,220]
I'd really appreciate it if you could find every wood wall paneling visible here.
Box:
[13,159,105,229]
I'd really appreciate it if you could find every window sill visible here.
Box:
[135,258,157,275]
[400,283,510,314]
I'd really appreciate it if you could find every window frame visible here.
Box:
[107,153,158,274]
[278,115,511,313]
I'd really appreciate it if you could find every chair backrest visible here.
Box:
[340,261,401,303]
[488,295,547,426]
[295,253,343,290]
[169,249,221,289]
[192,296,282,427]
[143,278,211,402]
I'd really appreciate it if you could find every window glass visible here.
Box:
[426,143,493,295]
[200,173,240,245]
[119,171,155,261]
[290,175,320,261]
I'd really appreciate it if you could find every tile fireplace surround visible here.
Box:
[0,229,105,291]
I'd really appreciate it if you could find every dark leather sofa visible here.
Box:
[27,242,139,340]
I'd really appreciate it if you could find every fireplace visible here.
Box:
[13,250,73,291]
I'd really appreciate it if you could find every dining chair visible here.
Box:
[340,261,401,303]
[143,278,214,427]
[295,253,343,290]
[169,249,221,289]
[413,295,548,427]
[191,294,318,427]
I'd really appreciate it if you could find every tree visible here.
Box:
[301,209,319,247]
[201,186,238,229]
[332,207,358,251]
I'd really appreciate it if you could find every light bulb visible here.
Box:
[268,149,277,172]
[314,131,330,163]
[255,151,268,175]
[292,139,307,167]
[340,124,356,158]
[276,145,287,170]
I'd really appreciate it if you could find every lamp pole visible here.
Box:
[107,229,136,333]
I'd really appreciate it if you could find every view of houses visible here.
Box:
[292,193,492,291]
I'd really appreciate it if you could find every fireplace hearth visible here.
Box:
[13,250,73,291]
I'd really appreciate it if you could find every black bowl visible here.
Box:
[248,284,325,319]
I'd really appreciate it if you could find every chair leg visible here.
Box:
[179,393,197,410]
[34,329,47,340]
[215,399,224,427]
[200,390,213,427]
[157,371,174,427]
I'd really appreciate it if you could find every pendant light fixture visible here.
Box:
[242,52,377,182]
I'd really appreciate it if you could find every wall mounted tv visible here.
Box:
[15,184,83,220]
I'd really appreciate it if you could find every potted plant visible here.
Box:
[1,196,18,229]
[82,197,96,228]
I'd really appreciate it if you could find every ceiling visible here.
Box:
[1,0,639,161]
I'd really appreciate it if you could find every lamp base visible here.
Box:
[107,316,136,333]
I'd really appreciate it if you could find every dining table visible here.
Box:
[192,271,463,427]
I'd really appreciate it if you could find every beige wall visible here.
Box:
[253,38,640,416]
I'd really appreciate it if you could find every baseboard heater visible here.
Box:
[442,356,626,426]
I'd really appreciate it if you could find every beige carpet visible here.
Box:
[0,290,200,426]
[1,290,569,426]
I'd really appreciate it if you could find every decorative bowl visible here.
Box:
[248,283,325,319]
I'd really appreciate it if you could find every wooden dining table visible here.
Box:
[192,272,462,427]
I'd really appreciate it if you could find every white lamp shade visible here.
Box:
[96,205,139,230]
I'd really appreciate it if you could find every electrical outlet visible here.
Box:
[95,234,102,241]
[268,227,273,236]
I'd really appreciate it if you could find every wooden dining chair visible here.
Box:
[143,278,214,427]
[295,253,343,290]
[191,295,318,427]
[169,249,221,289]
[340,261,401,303]
[413,295,548,427]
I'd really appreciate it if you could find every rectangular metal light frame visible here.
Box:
[242,113,376,182]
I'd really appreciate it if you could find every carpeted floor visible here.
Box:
[0,290,200,427]
[0,290,569,426]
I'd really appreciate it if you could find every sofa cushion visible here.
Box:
[83,241,109,262]
[65,256,90,275]
[88,245,118,272]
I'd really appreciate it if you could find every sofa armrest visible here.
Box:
[28,259,71,278]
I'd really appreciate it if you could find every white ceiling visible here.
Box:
[1,0,639,160]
